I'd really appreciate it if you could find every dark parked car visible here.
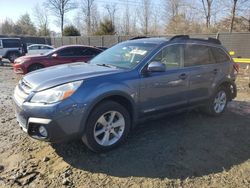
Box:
[13,35,237,152]
[0,38,27,62]
[13,45,103,74]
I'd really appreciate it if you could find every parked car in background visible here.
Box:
[13,45,103,74]
[13,35,237,152]
[0,38,27,62]
[27,44,54,55]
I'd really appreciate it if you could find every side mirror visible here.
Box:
[51,53,58,58]
[229,51,235,56]
[147,61,166,72]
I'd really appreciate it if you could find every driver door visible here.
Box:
[139,44,189,114]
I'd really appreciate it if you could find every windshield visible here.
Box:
[90,42,158,69]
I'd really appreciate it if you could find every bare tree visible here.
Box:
[104,3,118,28]
[124,0,130,35]
[201,0,213,28]
[230,0,238,32]
[229,0,250,32]
[139,0,151,35]
[80,0,95,35]
[33,4,50,36]
[45,0,77,36]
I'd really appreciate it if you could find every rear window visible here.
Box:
[2,39,21,48]
[211,47,230,63]
[184,44,215,67]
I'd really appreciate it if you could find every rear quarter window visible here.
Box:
[211,47,230,63]
[2,39,21,48]
[184,44,215,67]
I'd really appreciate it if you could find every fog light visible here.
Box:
[38,126,48,137]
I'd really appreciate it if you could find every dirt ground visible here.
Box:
[0,62,250,188]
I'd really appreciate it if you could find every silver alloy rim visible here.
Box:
[214,90,227,113]
[93,111,125,146]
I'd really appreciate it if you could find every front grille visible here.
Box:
[14,79,32,105]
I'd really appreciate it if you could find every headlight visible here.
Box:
[30,80,83,104]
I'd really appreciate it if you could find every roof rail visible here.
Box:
[170,35,189,41]
[129,36,149,40]
[170,35,221,45]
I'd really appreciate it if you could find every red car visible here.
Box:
[13,45,103,74]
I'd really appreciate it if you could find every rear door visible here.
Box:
[52,47,81,65]
[139,44,189,114]
[183,43,218,103]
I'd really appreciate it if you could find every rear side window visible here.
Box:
[211,47,230,63]
[29,45,40,50]
[84,48,102,56]
[151,44,182,69]
[2,39,21,48]
[58,48,75,57]
[184,44,215,67]
[41,46,53,49]
[0,40,2,47]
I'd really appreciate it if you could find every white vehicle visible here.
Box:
[0,38,26,62]
[27,44,54,55]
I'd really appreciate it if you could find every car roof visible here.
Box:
[28,44,53,47]
[56,45,103,51]
[0,38,21,40]
[127,37,169,45]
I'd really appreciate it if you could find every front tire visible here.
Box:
[205,86,228,116]
[82,101,131,152]
[28,64,44,73]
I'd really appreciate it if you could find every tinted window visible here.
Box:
[41,46,53,49]
[2,39,21,48]
[0,40,2,47]
[29,45,40,50]
[151,44,182,69]
[84,48,102,56]
[58,48,75,57]
[211,47,230,63]
[184,44,215,67]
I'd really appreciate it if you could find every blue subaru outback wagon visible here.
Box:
[13,35,237,152]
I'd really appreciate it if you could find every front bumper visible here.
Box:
[13,97,87,142]
[13,63,26,74]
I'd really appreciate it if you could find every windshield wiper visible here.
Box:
[96,63,117,68]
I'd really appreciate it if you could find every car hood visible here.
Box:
[16,54,47,61]
[23,62,123,91]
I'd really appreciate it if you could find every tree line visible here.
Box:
[0,0,250,37]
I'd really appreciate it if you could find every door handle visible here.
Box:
[179,73,187,80]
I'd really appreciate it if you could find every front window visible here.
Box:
[90,42,157,69]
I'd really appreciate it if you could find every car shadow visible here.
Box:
[52,100,250,179]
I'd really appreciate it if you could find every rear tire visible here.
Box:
[27,64,44,73]
[204,86,229,116]
[7,52,19,63]
[82,100,131,152]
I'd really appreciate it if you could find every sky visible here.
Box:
[0,0,164,33]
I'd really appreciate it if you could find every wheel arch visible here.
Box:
[216,80,236,101]
[81,91,137,133]
[27,63,45,72]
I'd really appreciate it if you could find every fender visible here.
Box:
[77,82,139,133]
